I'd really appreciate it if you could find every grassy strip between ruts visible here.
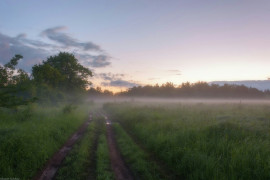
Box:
[54,121,97,180]
[96,124,115,180]
[113,123,164,180]
[0,103,91,180]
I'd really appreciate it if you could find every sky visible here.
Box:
[0,0,270,92]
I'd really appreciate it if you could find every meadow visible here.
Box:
[1,100,270,180]
[104,101,270,180]
[0,103,92,179]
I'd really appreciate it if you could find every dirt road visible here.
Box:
[104,115,134,180]
[33,114,92,180]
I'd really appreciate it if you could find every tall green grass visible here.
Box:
[113,123,164,180]
[55,121,97,180]
[0,103,91,180]
[96,132,115,180]
[55,114,115,180]
[104,102,270,180]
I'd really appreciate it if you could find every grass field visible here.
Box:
[104,102,270,180]
[55,121,97,180]
[0,103,91,180]
[1,100,270,180]
[113,123,164,180]
[96,133,115,180]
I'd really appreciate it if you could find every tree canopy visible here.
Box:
[0,55,34,108]
[0,54,29,87]
[32,52,92,91]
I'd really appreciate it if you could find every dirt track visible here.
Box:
[33,113,134,180]
[104,115,134,180]
[33,114,92,180]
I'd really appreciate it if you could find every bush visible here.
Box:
[62,104,77,114]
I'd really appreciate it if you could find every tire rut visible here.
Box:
[33,114,93,180]
[104,115,134,180]
[87,120,102,180]
[118,123,182,180]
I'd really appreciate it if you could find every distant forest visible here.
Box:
[91,82,270,98]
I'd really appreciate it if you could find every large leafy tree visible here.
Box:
[0,54,25,87]
[0,55,34,108]
[32,52,92,91]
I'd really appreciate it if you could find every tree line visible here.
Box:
[118,82,270,98]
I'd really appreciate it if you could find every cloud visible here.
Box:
[97,73,114,81]
[41,26,102,51]
[76,54,111,68]
[81,54,111,68]
[90,55,111,67]
[97,73,139,88]
[102,80,139,88]
[148,77,160,80]
[97,73,125,80]
[167,70,181,73]
[0,27,111,71]
[0,32,49,71]
[167,69,181,74]
[16,33,27,39]
[166,69,181,76]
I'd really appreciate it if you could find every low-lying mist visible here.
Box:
[87,96,270,105]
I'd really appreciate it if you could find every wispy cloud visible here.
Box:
[167,70,181,73]
[41,26,102,51]
[97,73,139,88]
[0,26,111,71]
[102,80,139,88]
[148,77,160,80]
[167,69,181,76]
[0,32,48,71]
[97,73,125,80]
[79,54,111,68]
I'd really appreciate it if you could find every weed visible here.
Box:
[62,104,77,114]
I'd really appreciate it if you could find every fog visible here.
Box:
[87,96,270,105]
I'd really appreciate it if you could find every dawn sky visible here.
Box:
[1,0,270,92]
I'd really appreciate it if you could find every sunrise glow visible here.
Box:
[1,0,270,92]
